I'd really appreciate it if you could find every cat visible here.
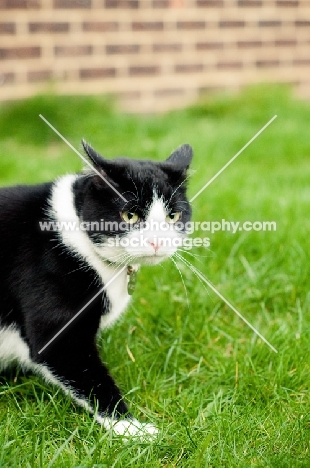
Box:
[0,141,193,438]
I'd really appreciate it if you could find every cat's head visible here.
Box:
[75,141,193,266]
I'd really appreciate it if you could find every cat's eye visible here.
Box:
[166,212,181,223]
[121,211,139,224]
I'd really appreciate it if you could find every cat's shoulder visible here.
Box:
[0,182,54,206]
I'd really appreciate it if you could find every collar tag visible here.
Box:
[127,266,137,295]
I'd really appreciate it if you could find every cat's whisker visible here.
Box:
[177,248,211,260]
[126,171,139,202]
[106,255,131,273]
[169,200,191,207]
[177,249,207,268]
[66,264,93,276]
[121,199,139,211]
[122,192,137,201]
[112,255,132,267]
[167,174,192,207]
[105,252,129,262]
[174,252,210,297]
[170,255,190,311]
[175,253,278,353]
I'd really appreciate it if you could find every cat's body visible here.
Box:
[0,142,192,437]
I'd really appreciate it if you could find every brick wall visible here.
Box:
[0,0,310,112]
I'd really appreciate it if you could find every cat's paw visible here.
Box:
[113,420,159,439]
[99,417,159,440]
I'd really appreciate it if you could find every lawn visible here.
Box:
[0,85,309,467]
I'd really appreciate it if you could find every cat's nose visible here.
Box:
[148,239,162,252]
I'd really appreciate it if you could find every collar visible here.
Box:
[103,259,138,295]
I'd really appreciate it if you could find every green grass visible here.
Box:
[0,85,309,467]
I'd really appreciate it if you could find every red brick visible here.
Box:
[55,45,92,56]
[28,70,54,82]
[80,67,116,79]
[154,88,185,96]
[237,40,262,48]
[0,72,14,84]
[177,21,206,29]
[54,0,91,7]
[196,41,223,50]
[275,39,296,46]
[295,20,310,27]
[105,0,139,7]
[219,20,245,27]
[217,61,243,69]
[153,43,182,52]
[106,44,140,54]
[0,46,40,59]
[0,23,16,34]
[276,0,299,6]
[152,0,169,7]
[0,0,40,8]
[129,66,160,76]
[29,22,69,33]
[175,63,203,73]
[238,0,262,5]
[132,22,163,31]
[256,60,280,67]
[293,59,310,66]
[258,20,281,27]
[197,0,223,5]
[83,21,119,32]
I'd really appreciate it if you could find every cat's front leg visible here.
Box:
[32,335,158,439]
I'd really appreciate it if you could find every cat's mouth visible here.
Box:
[95,246,170,267]
[94,235,179,267]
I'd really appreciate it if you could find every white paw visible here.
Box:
[98,416,159,440]
[113,420,159,439]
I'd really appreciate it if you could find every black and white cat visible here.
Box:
[0,142,192,438]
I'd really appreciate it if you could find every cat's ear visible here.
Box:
[165,144,193,169]
[82,140,119,190]
[82,140,106,168]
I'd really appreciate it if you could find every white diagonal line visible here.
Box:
[191,264,278,353]
[39,114,127,202]
[38,266,127,354]
[190,115,277,203]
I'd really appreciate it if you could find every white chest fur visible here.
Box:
[0,326,32,370]
[50,175,131,329]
